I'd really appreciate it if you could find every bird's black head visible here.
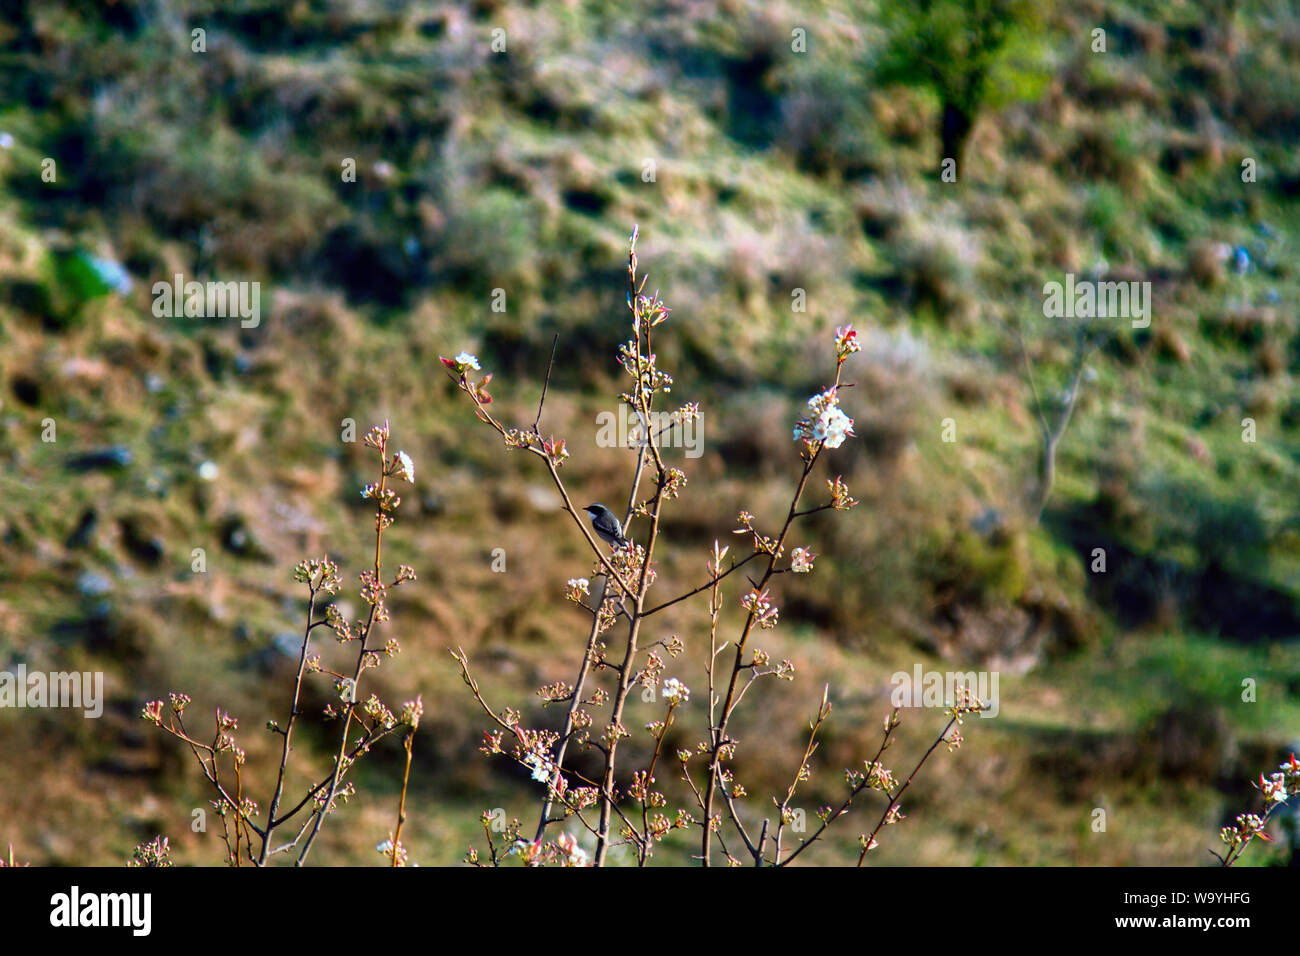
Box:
[584,503,604,515]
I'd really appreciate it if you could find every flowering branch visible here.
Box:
[1211,753,1298,866]
[447,230,975,867]
[142,424,422,866]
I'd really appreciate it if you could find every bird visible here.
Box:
[583,503,630,549]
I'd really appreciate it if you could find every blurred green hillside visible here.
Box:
[0,0,1297,865]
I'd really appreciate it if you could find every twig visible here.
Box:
[533,332,559,435]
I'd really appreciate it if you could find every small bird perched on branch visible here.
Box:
[583,503,629,549]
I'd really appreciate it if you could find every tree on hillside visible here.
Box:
[875,0,1051,170]
[1016,312,1103,523]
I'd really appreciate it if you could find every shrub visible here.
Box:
[443,229,986,865]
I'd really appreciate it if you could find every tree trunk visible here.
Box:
[1032,434,1057,522]
[940,100,974,167]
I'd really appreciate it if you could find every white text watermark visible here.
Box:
[890,665,999,718]
[1043,273,1150,328]
[152,274,260,328]
[0,665,103,718]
